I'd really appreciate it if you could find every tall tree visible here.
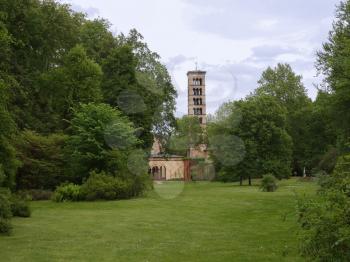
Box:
[37,44,102,132]
[254,63,312,175]
[118,30,177,149]
[208,95,292,182]
[317,0,350,148]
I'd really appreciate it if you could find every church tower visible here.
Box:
[187,70,206,125]
[187,69,208,159]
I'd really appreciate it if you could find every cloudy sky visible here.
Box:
[62,0,340,116]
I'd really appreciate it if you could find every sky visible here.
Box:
[61,0,340,117]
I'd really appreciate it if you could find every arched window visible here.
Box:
[199,117,203,124]
[199,98,202,105]
[199,89,202,95]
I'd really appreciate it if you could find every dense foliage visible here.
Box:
[296,1,350,260]
[298,153,350,261]
[0,189,30,235]
[53,171,151,202]
[0,0,176,196]
[260,174,278,192]
[208,95,292,182]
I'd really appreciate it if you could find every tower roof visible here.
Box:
[187,70,206,75]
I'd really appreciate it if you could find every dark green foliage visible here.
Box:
[19,189,53,201]
[0,82,20,190]
[10,196,30,217]
[298,153,350,261]
[0,189,12,219]
[260,174,278,192]
[38,44,103,132]
[52,183,84,202]
[15,130,68,190]
[0,218,12,235]
[209,95,292,182]
[254,63,313,175]
[317,1,350,146]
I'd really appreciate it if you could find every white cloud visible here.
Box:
[61,0,339,116]
[255,19,279,30]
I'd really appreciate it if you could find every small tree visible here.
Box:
[260,174,278,192]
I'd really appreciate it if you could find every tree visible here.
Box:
[317,0,350,148]
[64,103,140,183]
[254,63,313,175]
[168,116,203,156]
[0,0,84,129]
[208,95,292,183]
[15,130,68,190]
[0,81,19,190]
[79,19,116,64]
[37,44,102,132]
[117,29,177,149]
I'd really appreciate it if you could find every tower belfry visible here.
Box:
[187,70,206,125]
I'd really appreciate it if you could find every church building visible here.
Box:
[148,70,208,180]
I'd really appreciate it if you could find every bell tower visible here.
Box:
[187,70,206,125]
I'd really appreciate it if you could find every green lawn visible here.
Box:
[0,178,316,262]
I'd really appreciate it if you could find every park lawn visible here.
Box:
[0,178,316,262]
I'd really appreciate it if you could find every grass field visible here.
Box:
[0,178,316,262]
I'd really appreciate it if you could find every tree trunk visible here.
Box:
[248,176,252,186]
[240,176,243,186]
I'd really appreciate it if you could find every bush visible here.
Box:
[298,153,350,261]
[0,218,12,235]
[130,174,152,197]
[10,197,31,217]
[0,190,12,219]
[52,183,84,202]
[260,174,278,192]
[19,189,53,201]
[80,172,151,201]
[81,172,131,201]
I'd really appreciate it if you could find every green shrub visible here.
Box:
[0,190,12,219]
[80,172,151,201]
[298,153,350,261]
[19,189,53,201]
[52,183,84,202]
[130,174,152,197]
[81,172,131,201]
[0,218,12,235]
[260,174,278,192]
[10,197,31,217]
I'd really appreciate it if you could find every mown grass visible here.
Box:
[0,178,316,261]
